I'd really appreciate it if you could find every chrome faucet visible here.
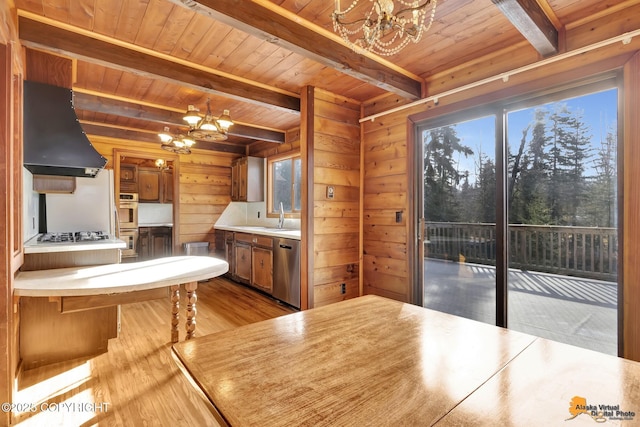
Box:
[277,202,285,229]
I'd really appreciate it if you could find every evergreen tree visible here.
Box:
[548,104,573,224]
[475,152,496,223]
[586,125,617,227]
[559,108,592,225]
[423,125,473,221]
[510,108,552,225]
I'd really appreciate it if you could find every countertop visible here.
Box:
[14,256,229,297]
[138,223,173,227]
[215,224,301,240]
[24,235,127,254]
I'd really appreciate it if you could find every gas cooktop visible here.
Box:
[37,231,110,243]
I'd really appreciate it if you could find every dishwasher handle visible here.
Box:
[279,244,293,250]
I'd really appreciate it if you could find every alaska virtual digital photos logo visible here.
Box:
[567,396,636,423]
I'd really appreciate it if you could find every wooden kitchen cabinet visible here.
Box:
[138,226,173,261]
[223,231,235,279]
[120,163,138,193]
[20,249,121,370]
[151,226,172,257]
[235,240,252,284]
[252,245,273,292]
[227,231,274,292]
[138,168,161,202]
[162,170,173,202]
[231,156,264,202]
[138,167,172,203]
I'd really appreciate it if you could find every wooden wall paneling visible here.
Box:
[1,3,21,422]
[361,104,418,302]
[312,89,361,307]
[24,48,72,88]
[623,51,640,362]
[0,40,12,427]
[300,86,314,310]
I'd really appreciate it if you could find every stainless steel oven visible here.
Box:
[119,228,139,258]
[118,193,138,229]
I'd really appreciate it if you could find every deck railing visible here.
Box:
[425,222,618,281]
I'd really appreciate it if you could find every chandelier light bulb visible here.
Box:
[183,105,201,126]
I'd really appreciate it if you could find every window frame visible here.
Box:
[267,151,302,218]
[412,73,622,336]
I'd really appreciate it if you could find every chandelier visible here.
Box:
[331,0,438,56]
[158,127,196,154]
[183,98,233,142]
[158,98,234,154]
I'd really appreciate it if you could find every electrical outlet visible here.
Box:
[340,283,346,294]
[395,211,403,223]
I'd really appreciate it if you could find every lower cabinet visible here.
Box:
[20,249,121,370]
[252,246,273,293]
[218,230,274,294]
[138,226,172,261]
[234,240,252,284]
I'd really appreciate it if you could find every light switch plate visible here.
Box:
[326,185,335,199]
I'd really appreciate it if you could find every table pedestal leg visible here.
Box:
[185,282,198,340]
[170,285,180,343]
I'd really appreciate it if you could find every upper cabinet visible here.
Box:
[231,156,264,202]
[120,162,172,203]
[163,170,173,203]
[120,164,138,193]
[138,168,161,202]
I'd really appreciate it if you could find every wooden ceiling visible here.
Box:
[13,0,640,154]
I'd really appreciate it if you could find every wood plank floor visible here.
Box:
[12,277,295,426]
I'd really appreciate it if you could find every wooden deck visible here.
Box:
[424,258,618,355]
[12,277,295,426]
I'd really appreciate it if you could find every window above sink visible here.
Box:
[267,152,301,219]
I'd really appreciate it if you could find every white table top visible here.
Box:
[14,256,229,297]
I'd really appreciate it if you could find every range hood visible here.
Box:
[23,80,107,178]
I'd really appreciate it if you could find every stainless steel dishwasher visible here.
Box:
[273,238,300,309]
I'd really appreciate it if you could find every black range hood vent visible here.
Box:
[23,80,107,178]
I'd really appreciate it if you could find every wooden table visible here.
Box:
[172,295,640,426]
[15,256,229,343]
[438,338,640,426]
[172,295,534,426]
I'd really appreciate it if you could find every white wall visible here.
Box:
[22,167,39,241]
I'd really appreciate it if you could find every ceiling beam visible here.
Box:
[492,0,558,56]
[80,123,247,154]
[18,16,300,113]
[167,0,423,100]
[74,93,286,143]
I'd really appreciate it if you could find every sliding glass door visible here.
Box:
[422,114,497,325]
[418,80,620,355]
[506,89,619,355]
